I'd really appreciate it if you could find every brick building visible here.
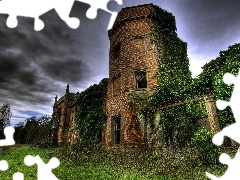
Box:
[102,3,220,146]
[51,84,78,145]
[52,4,220,147]
[103,4,167,146]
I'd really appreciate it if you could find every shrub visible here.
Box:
[191,127,221,167]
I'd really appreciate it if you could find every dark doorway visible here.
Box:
[113,115,121,144]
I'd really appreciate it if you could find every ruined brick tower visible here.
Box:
[103,4,163,146]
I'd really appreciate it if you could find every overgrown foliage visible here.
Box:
[147,7,200,148]
[150,7,192,106]
[75,78,108,145]
[50,144,228,179]
[190,127,222,167]
[184,44,240,129]
[146,6,240,148]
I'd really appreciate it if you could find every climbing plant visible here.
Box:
[203,44,240,127]
[145,6,240,148]
[150,6,192,107]
[146,6,202,148]
[179,44,240,129]
[74,78,108,145]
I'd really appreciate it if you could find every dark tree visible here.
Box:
[0,103,11,139]
[14,115,52,145]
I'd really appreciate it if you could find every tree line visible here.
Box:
[14,115,52,146]
[0,103,53,146]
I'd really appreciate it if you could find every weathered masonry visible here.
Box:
[51,85,78,146]
[103,4,160,146]
[102,4,220,146]
[52,3,220,147]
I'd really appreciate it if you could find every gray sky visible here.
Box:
[0,0,239,125]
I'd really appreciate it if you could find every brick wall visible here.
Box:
[104,4,161,146]
[52,86,77,146]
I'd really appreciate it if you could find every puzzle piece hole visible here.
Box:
[223,73,236,85]
[0,160,8,171]
[13,172,24,180]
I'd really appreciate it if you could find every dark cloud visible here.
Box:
[0,6,95,124]
[39,57,88,84]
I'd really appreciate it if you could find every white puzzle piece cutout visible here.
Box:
[0,0,79,31]
[13,172,24,180]
[0,126,15,146]
[206,69,240,179]
[0,160,8,171]
[76,0,123,30]
[24,155,60,180]
[0,0,123,31]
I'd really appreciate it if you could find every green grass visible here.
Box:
[0,146,227,179]
[0,146,49,180]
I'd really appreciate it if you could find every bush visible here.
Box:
[191,127,221,167]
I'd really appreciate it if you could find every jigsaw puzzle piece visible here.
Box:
[0,160,8,171]
[0,126,15,146]
[24,155,60,180]
[216,70,240,121]
[76,0,123,29]
[0,0,51,30]
[213,69,240,146]
[13,172,24,180]
[0,0,79,31]
[207,70,240,179]
[76,0,122,19]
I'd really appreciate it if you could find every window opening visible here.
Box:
[113,115,120,144]
[113,43,121,60]
[135,70,147,89]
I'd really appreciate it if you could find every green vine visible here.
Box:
[202,44,240,126]
[74,78,108,145]
[145,6,207,148]
[143,6,240,148]
[186,44,240,128]
[150,6,192,106]
[149,8,240,149]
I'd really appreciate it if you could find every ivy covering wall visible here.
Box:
[74,78,108,145]
[148,6,240,147]
[73,5,240,147]
[146,7,207,148]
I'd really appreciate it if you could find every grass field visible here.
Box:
[0,145,226,179]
